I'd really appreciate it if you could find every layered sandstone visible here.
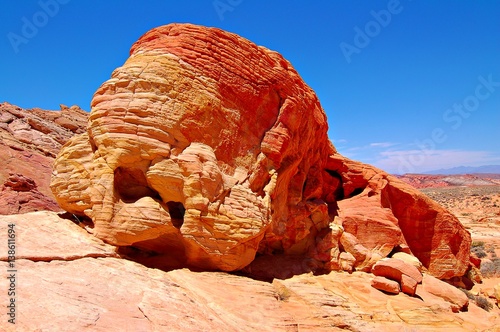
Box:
[0,102,87,214]
[1,211,499,332]
[50,23,471,279]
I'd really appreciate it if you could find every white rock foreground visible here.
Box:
[1,211,499,331]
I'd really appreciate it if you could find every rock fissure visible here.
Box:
[1,253,118,263]
[137,306,152,324]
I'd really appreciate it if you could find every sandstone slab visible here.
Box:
[371,276,400,294]
[0,211,117,261]
[372,258,423,284]
[421,274,469,312]
[401,274,418,296]
[0,211,497,332]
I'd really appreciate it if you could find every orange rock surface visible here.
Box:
[51,23,471,278]
[372,258,423,284]
[1,211,499,332]
[371,276,400,294]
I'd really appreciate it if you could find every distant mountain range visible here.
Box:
[423,165,500,175]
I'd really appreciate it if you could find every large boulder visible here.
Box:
[392,252,423,272]
[50,23,471,278]
[420,274,469,312]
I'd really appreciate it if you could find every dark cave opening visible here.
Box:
[114,167,162,203]
[167,201,185,229]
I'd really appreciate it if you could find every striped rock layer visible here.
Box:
[51,23,470,279]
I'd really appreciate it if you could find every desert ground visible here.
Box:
[421,184,500,306]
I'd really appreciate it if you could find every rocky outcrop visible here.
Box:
[0,102,87,214]
[50,23,471,279]
[421,274,469,312]
[328,154,472,279]
[1,211,499,332]
[0,173,60,214]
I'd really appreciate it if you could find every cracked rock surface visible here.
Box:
[1,211,499,331]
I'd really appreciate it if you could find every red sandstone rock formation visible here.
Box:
[50,23,471,279]
[0,102,87,214]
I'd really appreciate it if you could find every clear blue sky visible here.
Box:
[1,0,499,174]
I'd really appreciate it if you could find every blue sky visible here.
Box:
[1,0,499,174]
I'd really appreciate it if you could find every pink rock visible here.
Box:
[371,276,400,294]
[0,173,61,214]
[327,154,471,280]
[401,274,418,296]
[422,274,469,312]
[0,102,87,215]
[372,258,423,284]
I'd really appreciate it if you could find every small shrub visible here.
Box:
[476,296,493,312]
[459,289,494,312]
[276,286,291,301]
[471,246,487,258]
[472,241,485,248]
[480,258,500,277]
